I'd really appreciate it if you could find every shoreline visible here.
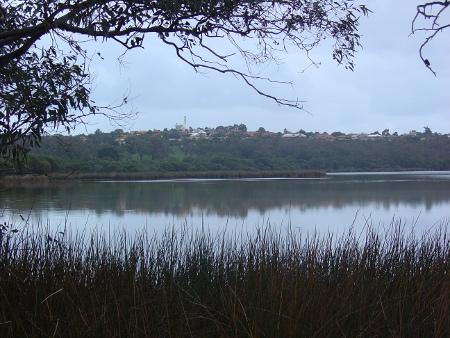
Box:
[0,169,326,182]
[2,169,448,183]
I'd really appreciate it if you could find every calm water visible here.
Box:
[1,171,449,236]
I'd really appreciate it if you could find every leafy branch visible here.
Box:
[0,0,370,164]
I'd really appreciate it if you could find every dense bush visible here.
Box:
[18,132,450,174]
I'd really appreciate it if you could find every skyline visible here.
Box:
[80,121,442,136]
[68,1,449,136]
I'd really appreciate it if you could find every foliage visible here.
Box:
[1,222,449,336]
[0,0,370,163]
[13,128,450,175]
[26,155,59,174]
[0,46,93,164]
[125,134,171,160]
[97,147,120,160]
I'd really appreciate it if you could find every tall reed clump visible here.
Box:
[0,220,449,337]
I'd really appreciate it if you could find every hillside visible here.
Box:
[3,126,449,175]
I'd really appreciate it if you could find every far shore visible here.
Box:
[0,169,326,182]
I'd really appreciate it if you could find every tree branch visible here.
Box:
[411,1,449,75]
[160,36,305,110]
[0,0,369,163]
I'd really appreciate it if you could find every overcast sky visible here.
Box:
[77,0,449,135]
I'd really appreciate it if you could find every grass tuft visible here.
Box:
[1,220,449,337]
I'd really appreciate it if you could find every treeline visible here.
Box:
[6,130,450,174]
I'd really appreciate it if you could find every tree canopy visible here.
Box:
[0,0,370,164]
[21,127,450,174]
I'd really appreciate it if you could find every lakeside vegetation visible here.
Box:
[2,126,448,336]
[0,170,325,182]
[1,221,449,337]
[1,125,449,175]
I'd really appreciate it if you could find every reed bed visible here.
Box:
[1,169,326,182]
[0,220,449,337]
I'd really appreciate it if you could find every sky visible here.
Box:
[75,0,449,135]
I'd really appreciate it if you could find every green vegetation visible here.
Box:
[1,1,369,163]
[1,221,448,336]
[20,170,325,181]
[2,126,449,175]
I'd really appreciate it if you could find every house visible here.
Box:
[316,133,336,141]
[132,130,148,135]
[225,129,243,136]
[189,129,208,139]
[282,133,307,138]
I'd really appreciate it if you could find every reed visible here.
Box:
[0,220,448,337]
[0,169,326,182]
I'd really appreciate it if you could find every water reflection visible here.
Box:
[1,172,449,231]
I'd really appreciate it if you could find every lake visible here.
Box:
[1,171,449,237]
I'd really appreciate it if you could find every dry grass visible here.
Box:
[0,220,449,337]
